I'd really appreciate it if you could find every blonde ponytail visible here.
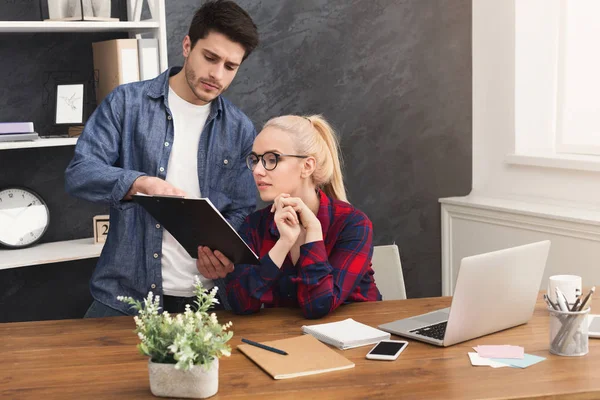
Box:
[307,115,347,202]
[263,114,348,203]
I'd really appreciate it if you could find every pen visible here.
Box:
[570,297,581,312]
[555,287,569,312]
[553,286,596,351]
[241,338,288,355]
[543,294,558,310]
[576,286,595,312]
[559,290,571,310]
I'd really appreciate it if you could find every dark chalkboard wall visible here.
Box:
[0,0,471,322]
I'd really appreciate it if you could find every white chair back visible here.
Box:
[371,244,406,300]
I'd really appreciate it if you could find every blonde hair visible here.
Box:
[263,114,348,202]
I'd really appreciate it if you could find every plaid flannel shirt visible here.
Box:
[226,190,381,319]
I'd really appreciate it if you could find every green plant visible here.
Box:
[118,277,233,371]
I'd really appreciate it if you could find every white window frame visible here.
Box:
[507,0,600,172]
[554,0,600,157]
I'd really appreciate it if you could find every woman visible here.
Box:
[199,115,381,318]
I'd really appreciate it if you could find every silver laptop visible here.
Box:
[378,241,550,347]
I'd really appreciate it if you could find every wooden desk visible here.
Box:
[1,294,599,399]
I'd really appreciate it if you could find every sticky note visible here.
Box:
[475,345,525,359]
[468,352,510,368]
[489,353,546,368]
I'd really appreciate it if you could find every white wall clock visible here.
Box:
[0,186,50,249]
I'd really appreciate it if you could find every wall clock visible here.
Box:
[0,186,50,249]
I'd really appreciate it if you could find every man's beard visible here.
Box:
[184,64,223,103]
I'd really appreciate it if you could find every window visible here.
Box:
[555,0,600,156]
[514,0,600,161]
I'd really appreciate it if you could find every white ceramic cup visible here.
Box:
[547,275,582,305]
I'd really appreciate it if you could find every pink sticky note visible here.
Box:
[475,345,525,359]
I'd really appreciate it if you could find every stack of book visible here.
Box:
[0,122,39,142]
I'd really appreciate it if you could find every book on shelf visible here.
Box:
[45,1,118,22]
[44,16,120,22]
[92,38,161,104]
[302,318,391,350]
[137,38,160,81]
[0,133,39,142]
[92,39,140,105]
[0,122,38,142]
[0,122,35,134]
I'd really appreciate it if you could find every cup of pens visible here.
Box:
[544,283,595,357]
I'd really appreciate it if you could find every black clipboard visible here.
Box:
[132,194,259,265]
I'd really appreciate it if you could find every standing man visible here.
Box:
[65,1,259,317]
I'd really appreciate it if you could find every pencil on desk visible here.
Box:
[241,338,288,355]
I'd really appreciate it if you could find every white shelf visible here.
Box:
[0,137,78,150]
[0,21,160,33]
[0,238,103,271]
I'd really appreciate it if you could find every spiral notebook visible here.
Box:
[301,318,390,350]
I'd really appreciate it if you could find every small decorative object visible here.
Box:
[0,186,50,249]
[46,0,117,21]
[68,125,84,137]
[118,278,233,399]
[126,0,156,22]
[54,83,85,125]
[93,214,109,244]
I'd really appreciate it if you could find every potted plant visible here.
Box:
[118,277,233,399]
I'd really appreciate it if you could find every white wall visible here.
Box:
[472,0,600,207]
[440,198,600,295]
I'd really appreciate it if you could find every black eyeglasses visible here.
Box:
[246,151,308,171]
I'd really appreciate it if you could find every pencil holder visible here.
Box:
[548,307,590,357]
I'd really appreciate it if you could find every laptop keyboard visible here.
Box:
[410,321,448,340]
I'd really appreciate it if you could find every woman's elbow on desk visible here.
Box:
[226,293,262,316]
[300,299,333,320]
[231,307,260,316]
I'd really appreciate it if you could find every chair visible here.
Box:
[371,244,407,300]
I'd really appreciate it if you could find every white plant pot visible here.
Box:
[148,358,219,399]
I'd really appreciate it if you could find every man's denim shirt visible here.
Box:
[65,67,257,314]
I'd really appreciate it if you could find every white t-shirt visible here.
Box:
[161,86,214,296]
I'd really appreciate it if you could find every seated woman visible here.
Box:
[197,115,381,318]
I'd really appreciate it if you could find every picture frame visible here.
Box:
[54,82,86,125]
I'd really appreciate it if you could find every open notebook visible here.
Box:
[237,335,354,380]
[302,318,390,349]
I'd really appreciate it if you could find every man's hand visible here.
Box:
[124,176,186,200]
[196,246,234,279]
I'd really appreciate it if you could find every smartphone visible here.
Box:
[366,340,409,361]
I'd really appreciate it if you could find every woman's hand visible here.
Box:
[272,194,302,248]
[273,195,322,233]
[271,194,323,244]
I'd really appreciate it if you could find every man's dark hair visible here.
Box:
[188,0,259,61]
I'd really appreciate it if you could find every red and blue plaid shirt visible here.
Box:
[226,190,381,319]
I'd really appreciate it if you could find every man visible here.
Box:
[65,0,259,317]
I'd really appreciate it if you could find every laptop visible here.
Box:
[378,241,551,347]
